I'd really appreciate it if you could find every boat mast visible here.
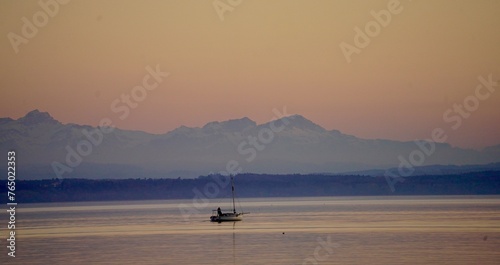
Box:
[231,175,236,213]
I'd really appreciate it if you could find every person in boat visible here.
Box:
[217,207,222,217]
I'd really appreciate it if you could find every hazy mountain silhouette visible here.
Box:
[1,110,499,179]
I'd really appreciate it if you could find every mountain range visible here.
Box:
[1,110,499,179]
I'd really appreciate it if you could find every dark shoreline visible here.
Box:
[2,171,499,203]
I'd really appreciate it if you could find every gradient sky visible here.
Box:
[1,0,499,149]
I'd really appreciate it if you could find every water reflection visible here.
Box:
[232,222,236,265]
[1,196,499,265]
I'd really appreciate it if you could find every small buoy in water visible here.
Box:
[282,232,285,235]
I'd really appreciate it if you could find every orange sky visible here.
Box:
[1,0,499,149]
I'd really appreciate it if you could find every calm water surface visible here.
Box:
[1,196,499,264]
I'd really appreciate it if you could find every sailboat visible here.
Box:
[210,175,246,222]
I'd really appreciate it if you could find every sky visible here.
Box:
[1,0,499,149]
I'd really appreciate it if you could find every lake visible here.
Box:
[1,196,499,264]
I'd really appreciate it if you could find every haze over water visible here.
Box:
[1,196,499,264]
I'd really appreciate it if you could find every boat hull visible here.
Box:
[210,213,242,222]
